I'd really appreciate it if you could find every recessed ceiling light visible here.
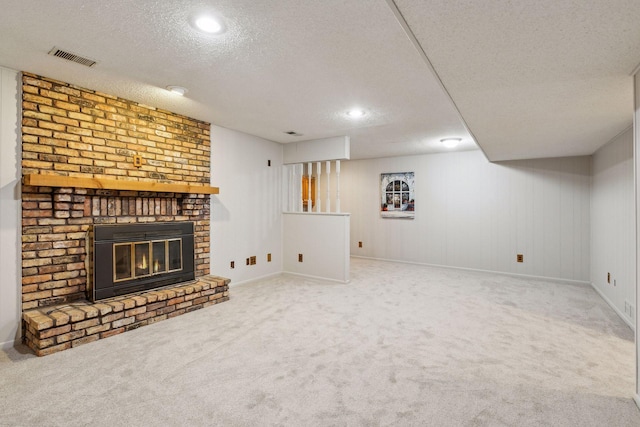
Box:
[194,15,223,33]
[166,85,188,96]
[346,109,366,118]
[440,138,462,148]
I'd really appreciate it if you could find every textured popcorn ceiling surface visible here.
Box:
[395,0,640,160]
[0,0,639,160]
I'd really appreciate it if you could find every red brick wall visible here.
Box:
[21,73,212,310]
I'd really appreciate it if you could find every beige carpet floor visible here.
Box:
[0,257,638,426]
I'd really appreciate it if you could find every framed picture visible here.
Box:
[380,172,415,218]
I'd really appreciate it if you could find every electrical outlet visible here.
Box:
[298,253,303,262]
[268,159,271,167]
[358,241,362,248]
[250,256,256,265]
[267,253,271,262]
[516,254,523,263]
[230,261,235,269]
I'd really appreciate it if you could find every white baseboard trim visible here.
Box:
[589,282,634,331]
[634,394,640,411]
[350,255,591,286]
[229,272,283,287]
[282,271,350,284]
[1,340,16,350]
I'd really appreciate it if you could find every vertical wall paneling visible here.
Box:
[634,72,640,405]
[591,127,634,329]
[286,163,303,213]
[341,150,591,282]
[210,125,283,286]
[0,67,20,348]
[283,212,350,282]
[288,166,294,212]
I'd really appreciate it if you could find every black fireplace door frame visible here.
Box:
[93,222,195,301]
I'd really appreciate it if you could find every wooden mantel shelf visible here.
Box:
[23,174,219,195]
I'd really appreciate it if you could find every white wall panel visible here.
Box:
[634,71,640,407]
[0,67,20,348]
[342,150,590,282]
[283,136,350,164]
[283,213,350,282]
[210,125,283,286]
[591,127,634,328]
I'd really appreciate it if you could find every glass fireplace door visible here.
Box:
[152,241,167,274]
[113,239,183,283]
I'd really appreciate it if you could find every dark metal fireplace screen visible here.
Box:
[92,222,195,301]
[114,239,183,282]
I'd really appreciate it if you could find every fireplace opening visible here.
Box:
[114,238,183,282]
[92,222,195,301]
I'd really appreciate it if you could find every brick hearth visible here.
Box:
[20,73,227,356]
[23,276,229,356]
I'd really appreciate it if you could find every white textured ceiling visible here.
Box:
[0,0,638,161]
[394,0,640,161]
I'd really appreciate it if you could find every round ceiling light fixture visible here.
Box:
[440,138,461,148]
[194,15,224,34]
[346,109,366,118]
[166,85,188,96]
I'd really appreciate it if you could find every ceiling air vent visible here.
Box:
[48,47,97,67]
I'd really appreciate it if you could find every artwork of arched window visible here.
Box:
[380,172,415,218]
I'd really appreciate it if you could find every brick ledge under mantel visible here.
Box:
[22,275,230,356]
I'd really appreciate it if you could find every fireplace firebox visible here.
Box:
[92,222,195,301]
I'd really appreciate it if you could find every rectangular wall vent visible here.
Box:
[48,47,97,67]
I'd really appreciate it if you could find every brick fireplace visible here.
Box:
[20,73,229,356]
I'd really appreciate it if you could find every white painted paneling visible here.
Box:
[283,213,350,282]
[634,72,640,405]
[210,125,283,286]
[0,67,20,348]
[342,150,590,282]
[282,164,304,212]
[283,136,350,164]
[591,127,634,328]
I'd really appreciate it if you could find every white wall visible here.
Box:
[209,125,283,285]
[591,127,635,328]
[0,67,20,348]
[283,136,350,164]
[283,213,350,282]
[634,72,640,406]
[342,150,591,282]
